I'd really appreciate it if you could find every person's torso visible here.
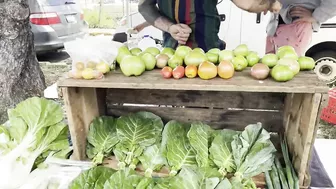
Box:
[267,0,321,36]
[157,0,225,51]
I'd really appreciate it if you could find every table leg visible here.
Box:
[62,87,106,160]
[283,93,322,186]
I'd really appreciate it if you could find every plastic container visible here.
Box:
[138,35,156,51]
[320,88,336,125]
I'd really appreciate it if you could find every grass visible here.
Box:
[83,4,138,29]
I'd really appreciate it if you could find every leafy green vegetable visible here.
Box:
[162,121,197,176]
[116,112,164,169]
[170,166,221,189]
[0,97,69,189]
[70,166,116,189]
[215,178,232,189]
[138,144,166,177]
[187,122,213,168]
[231,123,276,183]
[209,129,238,176]
[86,116,119,165]
[136,177,155,189]
[104,169,142,189]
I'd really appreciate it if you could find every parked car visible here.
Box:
[28,0,88,53]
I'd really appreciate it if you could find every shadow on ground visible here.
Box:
[37,50,70,63]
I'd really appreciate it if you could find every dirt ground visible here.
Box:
[38,51,336,139]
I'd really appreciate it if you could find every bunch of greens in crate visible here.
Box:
[85,111,277,187]
[265,135,299,189]
[0,97,71,189]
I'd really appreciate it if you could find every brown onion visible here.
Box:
[251,63,270,80]
[156,54,169,68]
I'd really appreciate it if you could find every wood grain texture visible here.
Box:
[283,93,322,186]
[57,70,327,93]
[106,89,285,110]
[63,87,105,160]
[107,105,282,132]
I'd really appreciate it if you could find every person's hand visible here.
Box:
[290,6,316,23]
[263,0,282,15]
[168,24,192,45]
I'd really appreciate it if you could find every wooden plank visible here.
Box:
[57,70,328,93]
[107,105,282,132]
[106,89,285,110]
[283,93,322,186]
[62,87,105,160]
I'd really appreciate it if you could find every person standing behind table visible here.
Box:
[138,0,282,52]
[265,0,336,56]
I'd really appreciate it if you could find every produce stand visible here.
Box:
[58,69,328,188]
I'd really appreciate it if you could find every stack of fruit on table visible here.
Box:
[116,44,316,82]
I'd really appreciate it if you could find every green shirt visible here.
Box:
[139,0,226,51]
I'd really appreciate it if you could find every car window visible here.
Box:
[37,0,76,6]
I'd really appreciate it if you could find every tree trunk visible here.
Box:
[0,0,46,123]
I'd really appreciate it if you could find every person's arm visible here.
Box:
[134,22,151,32]
[312,0,336,24]
[138,0,173,33]
[138,0,192,44]
[231,0,282,14]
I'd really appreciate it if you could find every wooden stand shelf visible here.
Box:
[58,70,328,187]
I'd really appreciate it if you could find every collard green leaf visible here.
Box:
[136,177,155,189]
[103,169,141,189]
[209,129,238,176]
[69,166,116,189]
[86,116,119,165]
[187,122,213,168]
[138,144,166,177]
[215,178,232,189]
[116,113,164,168]
[170,166,220,189]
[135,111,164,142]
[162,121,196,175]
[232,123,276,181]
[153,178,171,189]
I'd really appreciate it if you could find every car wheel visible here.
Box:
[312,50,336,85]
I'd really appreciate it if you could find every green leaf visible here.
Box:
[232,123,276,181]
[135,111,164,142]
[170,166,220,189]
[138,144,166,177]
[136,177,155,189]
[209,129,238,176]
[104,169,141,189]
[86,116,119,165]
[116,113,164,167]
[69,166,116,189]
[70,167,116,189]
[187,122,213,168]
[162,121,196,175]
[215,178,232,189]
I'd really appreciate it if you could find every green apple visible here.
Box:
[175,46,192,59]
[234,44,249,57]
[120,55,146,76]
[246,52,260,67]
[168,55,183,69]
[206,52,219,64]
[262,54,278,68]
[161,47,175,58]
[218,50,234,62]
[116,45,131,64]
[208,48,220,55]
[144,47,160,57]
[130,47,142,56]
[141,53,156,71]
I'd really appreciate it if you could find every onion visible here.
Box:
[277,58,300,75]
[251,63,270,80]
[156,54,169,68]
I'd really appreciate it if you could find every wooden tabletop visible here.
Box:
[57,70,328,93]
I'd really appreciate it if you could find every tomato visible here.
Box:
[298,56,316,70]
[271,65,294,82]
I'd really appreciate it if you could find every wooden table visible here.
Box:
[58,70,328,187]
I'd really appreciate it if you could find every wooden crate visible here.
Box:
[58,70,327,187]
